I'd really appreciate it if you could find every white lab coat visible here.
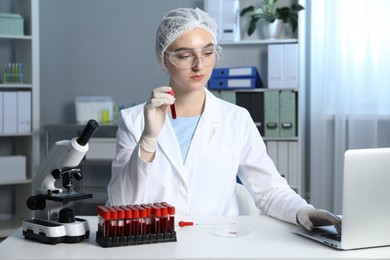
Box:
[108,89,312,224]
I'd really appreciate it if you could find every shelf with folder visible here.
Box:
[0,0,40,238]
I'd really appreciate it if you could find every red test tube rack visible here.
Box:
[95,202,177,248]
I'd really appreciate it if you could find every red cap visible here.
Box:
[161,202,175,215]
[113,206,125,219]
[149,204,161,217]
[107,207,118,220]
[127,205,139,218]
[97,206,110,220]
[141,204,152,216]
[134,205,147,218]
[119,205,132,218]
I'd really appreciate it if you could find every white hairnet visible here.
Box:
[155,7,218,69]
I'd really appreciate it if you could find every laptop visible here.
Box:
[295,147,390,250]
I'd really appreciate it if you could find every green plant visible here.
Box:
[240,0,304,36]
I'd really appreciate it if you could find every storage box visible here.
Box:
[75,96,114,124]
[0,13,24,35]
[0,156,26,182]
[85,138,116,160]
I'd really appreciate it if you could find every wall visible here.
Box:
[39,0,203,126]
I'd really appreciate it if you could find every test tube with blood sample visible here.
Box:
[97,206,111,238]
[149,204,162,235]
[155,203,168,234]
[133,205,147,235]
[113,206,125,237]
[161,202,176,233]
[119,205,132,237]
[127,205,140,236]
[141,204,152,234]
[107,207,118,238]
[168,89,176,119]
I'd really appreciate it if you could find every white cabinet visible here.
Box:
[0,0,40,237]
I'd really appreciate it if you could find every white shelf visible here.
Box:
[0,34,32,40]
[0,179,32,186]
[219,38,298,46]
[0,84,33,89]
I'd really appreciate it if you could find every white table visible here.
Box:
[0,215,389,259]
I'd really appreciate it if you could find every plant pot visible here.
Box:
[264,19,283,39]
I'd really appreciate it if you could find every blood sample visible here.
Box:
[168,89,176,119]
[97,206,110,238]
[149,204,161,234]
[162,202,175,233]
[113,206,125,237]
[119,205,132,237]
[134,205,147,235]
[155,203,168,233]
[107,207,118,238]
[141,204,152,234]
[127,205,140,236]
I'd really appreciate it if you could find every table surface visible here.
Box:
[0,215,389,260]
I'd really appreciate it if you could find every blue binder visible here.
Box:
[208,77,261,90]
[209,66,263,90]
[211,66,259,78]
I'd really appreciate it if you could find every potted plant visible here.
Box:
[240,0,304,37]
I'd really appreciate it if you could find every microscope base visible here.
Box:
[22,218,90,245]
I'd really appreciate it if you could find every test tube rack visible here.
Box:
[96,202,177,248]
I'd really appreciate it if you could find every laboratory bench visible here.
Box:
[0,215,389,260]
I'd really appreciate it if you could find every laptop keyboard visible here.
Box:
[322,233,341,242]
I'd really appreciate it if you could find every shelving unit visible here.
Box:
[0,0,40,237]
[209,1,306,197]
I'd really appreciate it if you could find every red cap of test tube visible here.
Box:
[119,205,132,218]
[161,202,175,215]
[97,206,111,220]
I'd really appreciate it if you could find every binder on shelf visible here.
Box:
[265,140,299,190]
[283,44,299,88]
[288,141,299,190]
[211,66,259,78]
[206,0,240,42]
[264,91,280,137]
[209,77,261,90]
[268,44,283,88]
[3,91,17,133]
[209,66,263,90]
[266,141,278,168]
[17,91,31,133]
[277,141,289,179]
[236,92,264,135]
[267,43,299,89]
[279,90,297,137]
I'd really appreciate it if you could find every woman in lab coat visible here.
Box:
[108,7,341,231]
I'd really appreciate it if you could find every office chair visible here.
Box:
[235,183,260,215]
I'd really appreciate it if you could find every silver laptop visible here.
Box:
[295,147,390,250]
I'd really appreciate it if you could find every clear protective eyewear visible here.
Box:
[165,45,222,69]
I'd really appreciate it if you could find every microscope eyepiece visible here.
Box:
[76,119,99,146]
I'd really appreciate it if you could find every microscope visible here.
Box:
[22,119,99,244]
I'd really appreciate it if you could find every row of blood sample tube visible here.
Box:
[97,202,175,239]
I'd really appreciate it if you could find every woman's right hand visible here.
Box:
[140,86,175,153]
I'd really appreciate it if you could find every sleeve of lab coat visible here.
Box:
[236,110,313,224]
[107,108,153,206]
